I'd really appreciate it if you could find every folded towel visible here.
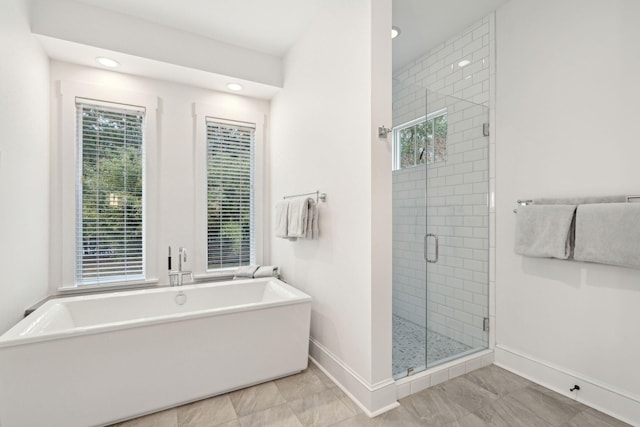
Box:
[275,200,289,238]
[533,195,627,205]
[233,265,259,279]
[312,202,319,239]
[514,205,577,259]
[574,203,640,269]
[287,197,312,238]
[304,200,319,240]
[254,265,279,278]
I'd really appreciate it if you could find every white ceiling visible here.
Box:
[72,0,508,69]
[36,0,510,98]
[73,0,323,57]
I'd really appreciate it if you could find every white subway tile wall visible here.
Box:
[392,16,493,350]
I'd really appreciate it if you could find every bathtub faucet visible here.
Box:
[179,247,187,272]
[168,247,193,286]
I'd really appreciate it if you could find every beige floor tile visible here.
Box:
[308,362,338,389]
[474,395,553,427]
[464,365,532,397]
[237,403,302,427]
[372,405,424,427]
[228,381,286,417]
[111,408,178,427]
[435,376,499,413]
[446,412,489,427]
[177,394,237,427]
[329,385,363,415]
[209,421,241,427]
[275,369,328,402]
[288,388,357,426]
[564,408,632,427]
[507,385,581,426]
[329,413,378,427]
[401,387,470,425]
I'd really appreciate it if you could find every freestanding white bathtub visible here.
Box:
[0,278,312,427]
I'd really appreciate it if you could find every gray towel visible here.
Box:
[254,266,279,278]
[533,195,627,205]
[514,205,577,259]
[574,203,640,269]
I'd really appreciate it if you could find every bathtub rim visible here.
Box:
[0,277,311,349]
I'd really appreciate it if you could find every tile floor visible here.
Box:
[392,315,473,378]
[110,363,631,427]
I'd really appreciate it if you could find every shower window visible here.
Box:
[392,108,447,170]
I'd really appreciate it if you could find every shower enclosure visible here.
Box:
[392,82,490,379]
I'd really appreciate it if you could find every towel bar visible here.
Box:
[513,200,532,213]
[283,190,326,203]
[514,195,639,213]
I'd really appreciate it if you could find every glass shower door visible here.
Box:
[424,90,490,368]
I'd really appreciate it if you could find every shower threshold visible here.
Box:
[392,315,476,379]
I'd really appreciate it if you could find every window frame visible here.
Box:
[392,107,447,171]
[56,81,159,290]
[193,102,265,279]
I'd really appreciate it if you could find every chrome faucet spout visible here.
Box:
[178,247,187,272]
[169,247,192,286]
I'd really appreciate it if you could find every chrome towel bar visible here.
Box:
[514,195,639,213]
[283,190,327,203]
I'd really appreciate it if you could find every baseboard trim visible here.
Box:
[494,345,639,426]
[309,338,398,417]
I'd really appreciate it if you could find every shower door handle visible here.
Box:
[425,233,439,263]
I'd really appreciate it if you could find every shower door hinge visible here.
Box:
[482,123,490,137]
[483,317,490,332]
[378,125,392,138]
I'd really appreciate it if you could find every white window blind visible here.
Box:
[76,99,145,284]
[206,118,255,270]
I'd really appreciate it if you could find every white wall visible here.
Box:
[48,61,270,292]
[270,0,395,414]
[496,0,640,422]
[0,0,50,334]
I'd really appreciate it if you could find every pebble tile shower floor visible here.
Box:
[109,363,630,427]
[392,314,472,378]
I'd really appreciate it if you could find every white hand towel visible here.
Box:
[287,197,311,238]
[254,266,279,278]
[275,200,289,238]
[305,200,317,239]
[233,265,259,279]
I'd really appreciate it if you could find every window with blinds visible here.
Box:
[76,99,145,284]
[206,118,255,270]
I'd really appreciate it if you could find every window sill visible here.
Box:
[57,278,160,295]
[193,270,237,282]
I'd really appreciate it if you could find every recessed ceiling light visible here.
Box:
[227,83,243,91]
[96,57,120,68]
[458,59,471,68]
[391,26,401,39]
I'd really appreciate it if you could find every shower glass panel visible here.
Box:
[391,80,489,379]
[424,90,489,369]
